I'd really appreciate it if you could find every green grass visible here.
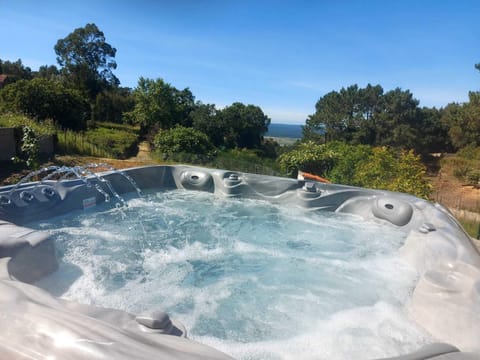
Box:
[84,127,138,159]
[91,121,140,133]
[56,129,112,158]
[57,127,139,159]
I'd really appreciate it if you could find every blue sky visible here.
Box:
[2,1,479,124]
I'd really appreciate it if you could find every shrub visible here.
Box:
[11,125,40,169]
[153,126,215,160]
[0,78,89,130]
[457,145,480,160]
[466,170,480,186]
[321,141,372,185]
[278,141,338,177]
[450,158,473,180]
[278,142,431,198]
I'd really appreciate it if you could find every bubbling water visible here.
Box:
[33,190,432,359]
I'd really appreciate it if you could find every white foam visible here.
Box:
[195,302,431,360]
[143,241,226,266]
[30,190,432,359]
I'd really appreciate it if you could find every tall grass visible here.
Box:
[56,130,112,158]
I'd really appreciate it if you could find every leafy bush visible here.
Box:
[10,125,40,169]
[278,141,431,198]
[278,141,338,177]
[153,126,215,160]
[466,170,480,185]
[354,147,431,198]
[456,145,480,160]
[449,158,473,180]
[0,78,89,130]
[19,126,40,168]
[321,142,372,185]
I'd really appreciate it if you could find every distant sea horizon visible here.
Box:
[266,123,303,139]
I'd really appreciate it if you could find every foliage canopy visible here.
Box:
[0,78,88,130]
[303,84,450,155]
[126,77,195,134]
[55,23,119,101]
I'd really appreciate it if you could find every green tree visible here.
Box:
[0,58,33,85]
[460,92,480,147]
[54,23,119,102]
[92,87,134,123]
[126,77,195,134]
[0,78,88,130]
[190,103,224,146]
[441,94,480,149]
[302,84,444,154]
[304,84,383,144]
[354,84,384,144]
[304,85,358,143]
[218,102,270,149]
[35,65,60,80]
[415,107,451,154]
[374,88,419,149]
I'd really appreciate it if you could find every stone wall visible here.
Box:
[0,128,55,161]
[0,128,17,161]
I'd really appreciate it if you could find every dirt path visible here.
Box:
[128,141,153,162]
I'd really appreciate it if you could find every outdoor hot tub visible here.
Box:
[0,165,479,359]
